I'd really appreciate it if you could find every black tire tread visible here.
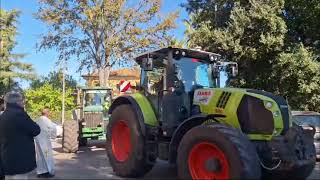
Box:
[177,123,261,179]
[62,120,79,153]
[107,105,155,177]
[211,124,261,179]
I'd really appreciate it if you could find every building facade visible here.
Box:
[82,67,141,97]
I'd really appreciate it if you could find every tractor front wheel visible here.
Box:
[62,120,79,153]
[177,124,261,179]
[106,105,156,177]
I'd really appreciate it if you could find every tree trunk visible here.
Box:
[98,66,111,87]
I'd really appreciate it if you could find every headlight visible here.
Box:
[265,101,273,109]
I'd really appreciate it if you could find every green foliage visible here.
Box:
[185,0,320,112]
[36,0,179,86]
[284,0,320,49]
[273,45,320,112]
[25,83,75,121]
[168,38,188,48]
[0,9,35,95]
[30,71,77,90]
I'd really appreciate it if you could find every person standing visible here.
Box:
[0,91,41,180]
[0,97,5,180]
[34,108,57,178]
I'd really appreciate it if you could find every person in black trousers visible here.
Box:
[0,92,40,180]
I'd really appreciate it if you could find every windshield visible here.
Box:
[293,115,320,127]
[174,57,214,91]
[84,90,111,107]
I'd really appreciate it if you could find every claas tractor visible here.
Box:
[106,47,316,179]
[62,87,112,153]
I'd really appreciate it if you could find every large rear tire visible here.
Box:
[106,105,156,177]
[177,123,261,179]
[62,120,79,153]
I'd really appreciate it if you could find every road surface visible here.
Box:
[31,139,319,179]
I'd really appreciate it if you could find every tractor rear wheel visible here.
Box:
[177,124,261,179]
[62,120,79,153]
[106,105,156,177]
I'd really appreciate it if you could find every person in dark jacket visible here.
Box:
[0,96,4,180]
[0,92,41,179]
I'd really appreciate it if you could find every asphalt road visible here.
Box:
[31,139,319,179]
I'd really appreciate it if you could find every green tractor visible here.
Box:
[106,47,316,179]
[62,87,112,153]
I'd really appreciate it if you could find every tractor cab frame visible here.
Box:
[136,47,238,136]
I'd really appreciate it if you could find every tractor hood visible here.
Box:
[193,88,291,140]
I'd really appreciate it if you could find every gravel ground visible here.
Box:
[30,139,319,179]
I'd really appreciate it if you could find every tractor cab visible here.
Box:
[136,47,238,90]
[135,47,238,136]
[82,88,112,119]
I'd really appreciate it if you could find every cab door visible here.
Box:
[160,65,189,137]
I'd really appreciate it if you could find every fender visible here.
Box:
[168,113,226,164]
[109,93,158,136]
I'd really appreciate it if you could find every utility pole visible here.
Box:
[62,59,66,124]
[214,3,221,87]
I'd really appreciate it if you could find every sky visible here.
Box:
[1,0,226,88]
[1,0,188,87]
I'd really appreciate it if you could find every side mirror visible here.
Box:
[231,64,238,77]
[142,58,153,71]
[225,63,238,78]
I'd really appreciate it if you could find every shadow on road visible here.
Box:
[34,139,319,179]
[48,140,177,179]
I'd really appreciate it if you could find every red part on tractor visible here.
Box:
[111,120,132,162]
[188,142,229,179]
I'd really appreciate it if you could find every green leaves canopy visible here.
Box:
[30,71,77,90]
[25,83,75,120]
[36,0,178,73]
[185,0,320,112]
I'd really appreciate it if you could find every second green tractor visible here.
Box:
[63,87,112,153]
[106,47,316,179]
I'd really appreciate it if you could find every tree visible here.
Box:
[273,45,320,112]
[184,0,320,111]
[0,9,35,95]
[187,0,287,89]
[25,83,75,121]
[30,71,77,90]
[168,38,188,48]
[284,0,320,50]
[36,0,178,87]
[184,0,235,29]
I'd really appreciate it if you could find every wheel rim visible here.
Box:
[111,120,132,162]
[188,142,229,179]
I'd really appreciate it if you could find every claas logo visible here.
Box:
[197,91,212,96]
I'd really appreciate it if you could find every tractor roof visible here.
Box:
[134,47,221,63]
